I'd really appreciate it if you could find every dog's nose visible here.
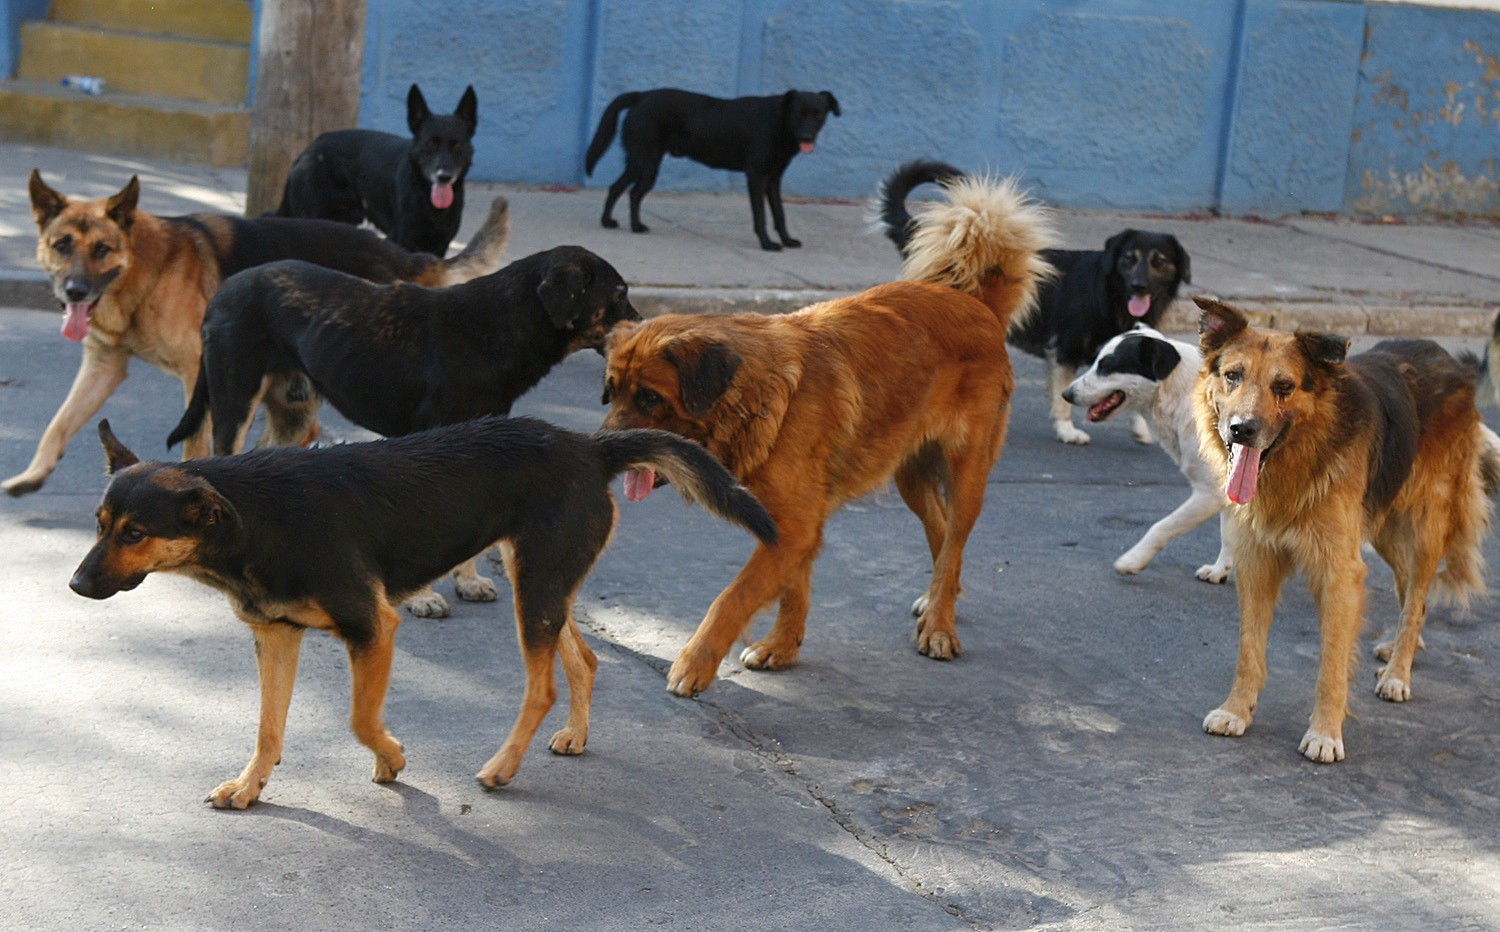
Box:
[1061,386,1076,404]
[434,171,454,184]
[1228,419,1260,445]
[68,571,98,599]
[63,280,89,302]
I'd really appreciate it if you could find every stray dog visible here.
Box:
[879,160,1191,445]
[1194,296,1499,763]
[275,84,478,257]
[584,87,840,251]
[3,171,510,498]
[602,172,1054,696]
[70,417,776,808]
[167,245,640,618]
[1062,325,1231,582]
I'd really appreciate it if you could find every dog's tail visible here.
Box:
[439,196,510,285]
[584,91,643,176]
[1432,421,1500,610]
[897,171,1058,336]
[592,429,778,547]
[167,365,210,450]
[1480,308,1500,409]
[871,159,967,256]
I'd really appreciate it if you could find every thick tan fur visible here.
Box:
[603,176,1054,697]
[1193,296,1496,764]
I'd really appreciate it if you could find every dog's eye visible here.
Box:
[1272,379,1295,399]
[53,237,72,256]
[96,516,107,536]
[1224,369,1242,387]
[92,242,112,261]
[635,387,663,413]
[119,526,145,545]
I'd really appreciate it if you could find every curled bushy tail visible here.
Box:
[584,92,643,176]
[439,196,510,285]
[1434,422,1499,609]
[592,428,778,546]
[872,159,965,255]
[895,170,1058,335]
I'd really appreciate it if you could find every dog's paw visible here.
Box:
[371,741,405,783]
[1195,562,1232,584]
[1055,422,1092,445]
[601,217,619,229]
[1203,708,1248,736]
[404,590,451,618]
[1373,634,1424,662]
[1375,668,1411,703]
[740,637,800,671]
[1131,415,1155,446]
[666,649,721,697]
[453,573,498,603]
[475,755,518,790]
[780,237,802,249]
[1114,550,1151,576]
[915,618,961,660]
[630,222,650,234]
[1,472,44,497]
[549,727,588,756]
[759,240,783,252]
[1298,730,1345,763]
[206,775,266,810]
[910,591,930,618]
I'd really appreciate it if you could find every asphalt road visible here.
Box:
[2,307,1498,930]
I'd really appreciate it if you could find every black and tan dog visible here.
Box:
[275,84,479,257]
[880,160,1191,445]
[3,171,510,498]
[71,418,776,808]
[1194,296,1500,763]
[167,245,640,617]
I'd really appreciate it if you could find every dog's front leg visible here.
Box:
[1047,360,1089,445]
[209,622,305,809]
[3,341,128,496]
[1115,486,1223,578]
[1300,551,1366,763]
[346,602,406,783]
[746,175,781,251]
[1203,538,1290,741]
[1196,511,1234,584]
[766,174,800,248]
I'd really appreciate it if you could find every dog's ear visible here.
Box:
[820,91,841,116]
[407,84,432,134]
[182,481,239,534]
[455,85,479,132]
[28,169,68,228]
[1195,296,1248,353]
[781,89,798,112]
[1295,330,1348,369]
[1139,337,1182,381]
[98,420,139,474]
[105,176,140,233]
[1103,229,1136,261]
[667,340,742,418]
[537,262,588,329]
[1167,234,1191,283]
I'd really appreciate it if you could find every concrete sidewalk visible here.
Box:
[2,142,1498,333]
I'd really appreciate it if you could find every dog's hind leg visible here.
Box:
[259,373,321,449]
[345,601,407,783]
[600,168,632,229]
[451,555,499,603]
[1372,518,1441,704]
[1048,360,1090,445]
[626,157,660,234]
[208,621,305,809]
[548,617,597,756]
[403,585,451,618]
[3,342,128,496]
[476,598,567,789]
[895,443,951,617]
[1115,486,1223,578]
[914,434,1000,660]
[1203,537,1290,742]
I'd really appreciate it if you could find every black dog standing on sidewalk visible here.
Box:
[275,84,478,257]
[585,87,840,251]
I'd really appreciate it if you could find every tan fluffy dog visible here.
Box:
[1194,296,1499,763]
[602,175,1055,696]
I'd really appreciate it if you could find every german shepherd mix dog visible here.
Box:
[879,160,1191,445]
[3,172,510,498]
[71,418,776,808]
[602,173,1054,697]
[167,246,640,618]
[584,87,840,251]
[1194,296,1500,763]
[275,84,479,257]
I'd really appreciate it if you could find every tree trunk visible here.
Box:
[244,0,367,217]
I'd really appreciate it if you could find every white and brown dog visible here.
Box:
[1063,325,1231,582]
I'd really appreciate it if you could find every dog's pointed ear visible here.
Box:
[181,480,240,534]
[820,91,841,116]
[668,341,742,418]
[1139,337,1182,381]
[407,84,431,134]
[537,262,587,329]
[1167,234,1191,283]
[456,85,479,132]
[1295,330,1348,369]
[98,420,140,474]
[1195,296,1248,353]
[105,176,140,233]
[29,169,68,228]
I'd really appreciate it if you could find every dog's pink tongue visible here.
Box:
[623,467,656,503]
[1226,443,1261,505]
[61,302,90,342]
[430,181,454,209]
[799,141,814,154]
[1128,295,1151,318]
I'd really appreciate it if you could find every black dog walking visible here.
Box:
[585,87,840,251]
[275,84,478,257]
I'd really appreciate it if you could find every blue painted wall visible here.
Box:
[0,0,48,83]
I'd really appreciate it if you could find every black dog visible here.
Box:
[73,418,776,808]
[275,84,478,257]
[880,159,1191,445]
[167,245,641,618]
[584,87,840,251]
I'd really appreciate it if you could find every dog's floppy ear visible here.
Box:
[1103,229,1137,262]
[98,420,139,474]
[537,262,588,329]
[667,340,742,418]
[1167,234,1191,283]
[105,176,140,233]
[180,480,240,534]
[407,84,432,134]
[1295,330,1348,369]
[28,169,68,228]
[820,91,841,116]
[1138,337,1182,381]
[455,85,479,132]
[1195,295,1248,353]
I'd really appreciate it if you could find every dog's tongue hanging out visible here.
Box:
[799,141,814,154]
[1225,443,1261,505]
[61,302,91,342]
[430,181,455,210]
[623,467,656,502]
[1127,295,1151,318]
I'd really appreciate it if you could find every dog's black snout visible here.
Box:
[434,170,455,184]
[68,571,99,599]
[1228,419,1261,445]
[1061,386,1076,404]
[63,280,89,302]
